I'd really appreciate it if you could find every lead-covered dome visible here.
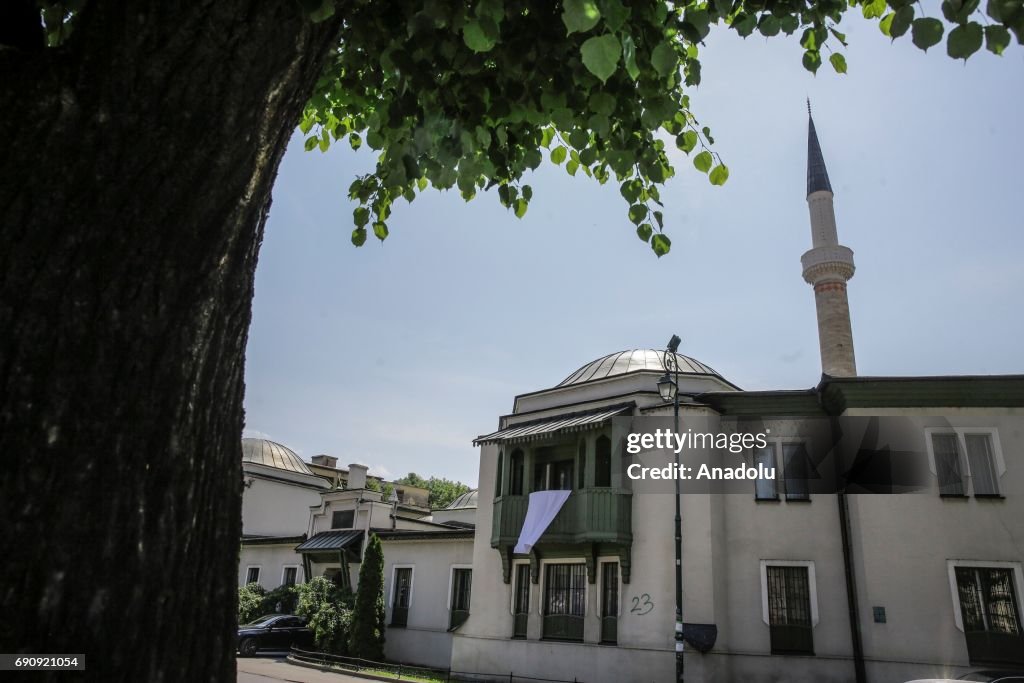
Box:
[557,349,725,387]
[241,438,314,475]
[446,489,478,509]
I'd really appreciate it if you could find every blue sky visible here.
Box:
[243,19,1023,487]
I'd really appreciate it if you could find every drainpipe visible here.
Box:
[838,492,867,683]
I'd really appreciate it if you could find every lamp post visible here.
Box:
[658,334,683,683]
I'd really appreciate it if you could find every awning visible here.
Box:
[295,529,364,553]
[474,405,631,446]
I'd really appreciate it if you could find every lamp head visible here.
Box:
[667,334,681,354]
[658,372,678,402]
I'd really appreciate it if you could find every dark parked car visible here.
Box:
[237,614,314,656]
[905,671,1024,683]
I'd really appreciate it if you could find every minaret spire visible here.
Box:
[800,107,857,377]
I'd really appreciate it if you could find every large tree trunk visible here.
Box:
[0,3,343,680]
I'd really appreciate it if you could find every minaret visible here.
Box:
[801,104,857,377]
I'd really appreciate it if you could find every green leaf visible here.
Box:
[566,159,580,175]
[651,42,678,78]
[802,49,822,74]
[758,15,780,37]
[912,18,944,51]
[675,130,698,154]
[947,22,983,59]
[693,150,713,173]
[985,24,1011,55]
[353,207,370,227]
[890,6,914,39]
[299,116,314,135]
[779,15,799,35]
[562,0,601,34]
[514,198,528,218]
[551,145,568,164]
[522,185,533,201]
[709,164,729,186]
[829,52,848,74]
[463,19,497,52]
[829,28,848,47]
[373,221,389,241]
[734,13,757,38]
[628,204,648,224]
[621,34,640,80]
[304,135,318,152]
[580,34,621,83]
[651,233,671,257]
[307,0,335,23]
[653,211,664,229]
[862,0,887,20]
[351,227,367,247]
[598,0,629,32]
[636,223,653,243]
[880,12,895,37]
[620,179,642,202]
[589,92,616,117]
[349,133,362,151]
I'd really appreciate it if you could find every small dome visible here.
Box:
[557,349,725,387]
[242,438,314,476]
[446,489,478,509]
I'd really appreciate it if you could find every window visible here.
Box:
[929,430,1005,497]
[965,434,999,496]
[513,564,530,638]
[782,442,810,501]
[754,445,778,500]
[391,567,413,627]
[543,564,585,641]
[510,449,524,495]
[495,450,504,497]
[578,442,587,489]
[953,565,1024,665]
[331,510,355,528]
[282,566,298,587]
[932,433,965,495]
[764,564,815,655]
[449,568,472,630]
[534,460,574,491]
[595,435,612,488]
[245,566,260,585]
[600,562,619,644]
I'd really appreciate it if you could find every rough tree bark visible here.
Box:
[0,3,344,680]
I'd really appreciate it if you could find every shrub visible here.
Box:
[296,576,353,654]
[238,582,267,625]
[348,534,385,660]
[262,584,299,615]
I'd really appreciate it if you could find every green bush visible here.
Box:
[238,582,267,625]
[296,576,353,654]
[348,534,385,660]
[262,584,299,615]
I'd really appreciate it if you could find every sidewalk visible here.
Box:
[238,656,368,683]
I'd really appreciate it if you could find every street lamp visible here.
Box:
[663,334,684,683]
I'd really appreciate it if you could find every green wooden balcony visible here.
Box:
[490,488,632,549]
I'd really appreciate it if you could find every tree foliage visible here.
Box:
[348,534,386,660]
[395,472,472,509]
[32,2,1021,255]
[238,582,268,625]
[296,0,1018,256]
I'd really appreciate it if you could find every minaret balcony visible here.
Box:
[801,245,855,284]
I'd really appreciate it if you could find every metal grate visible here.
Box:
[766,565,814,655]
[513,565,530,638]
[956,567,1024,665]
[600,562,618,644]
[450,569,472,630]
[391,567,412,627]
[543,564,585,641]
[932,433,965,495]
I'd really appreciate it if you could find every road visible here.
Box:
[237,656,371,683]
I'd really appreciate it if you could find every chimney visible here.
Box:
[311,454,338,468]
[347,463,368,490]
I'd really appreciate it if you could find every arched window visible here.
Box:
[510,449,524,495]
[495,451,504,497]
[595,435,612,487]
[578,440,587,489]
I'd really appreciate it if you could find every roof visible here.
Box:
[376,529,476,541]
[241,534,307,546]
[446,489,478,509]
[557,349,726,387]
[475,404,631,445]
[242,438,314,476]
[294,530,364,553]
[807,113,833,196]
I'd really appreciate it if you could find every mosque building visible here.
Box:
[239,113,1024,682]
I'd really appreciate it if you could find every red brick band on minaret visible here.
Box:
[814,281,847,293]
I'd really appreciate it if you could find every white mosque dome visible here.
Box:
[241,438,314,476]
[557,349,729,387]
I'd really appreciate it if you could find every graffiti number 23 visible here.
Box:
[630,594,654,615]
